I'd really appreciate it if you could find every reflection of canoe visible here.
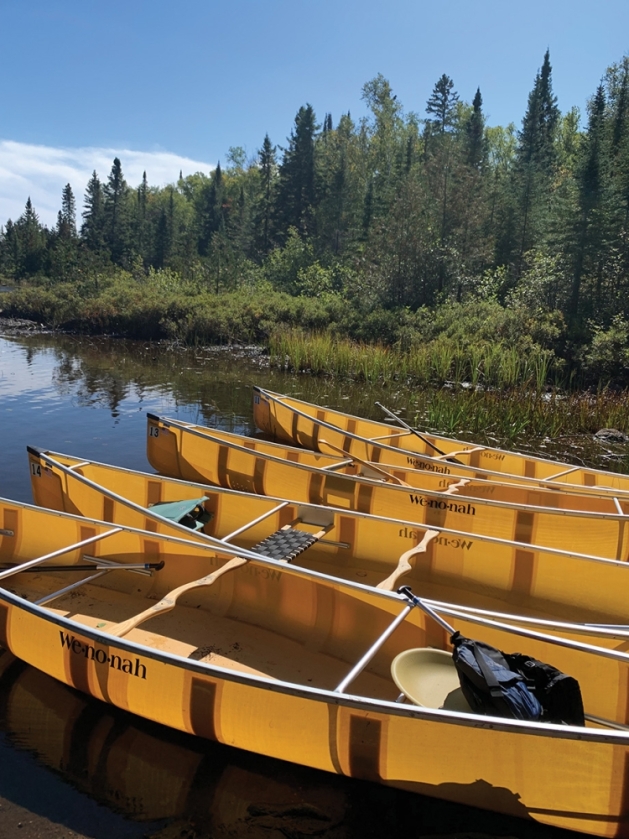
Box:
[0,657,351,831]
[4,498,629,835]
[253,386,629,493]
[141,414,629,561]
[3,659,538,839]
[28,446,629,626]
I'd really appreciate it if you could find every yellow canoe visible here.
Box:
[27,446,629,627]
[139,416,629,561]
[253,387,629,493]
[146,412,627,501]
[4,495,629,836]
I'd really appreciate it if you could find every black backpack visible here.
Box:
[451,632,585,726]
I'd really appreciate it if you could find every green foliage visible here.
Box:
[577,315,629,384]
[5,52,629,389]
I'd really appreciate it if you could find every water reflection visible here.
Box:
[0,652,577,839]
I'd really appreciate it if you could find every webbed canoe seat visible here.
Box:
[391,648,471,712]
[250,526,324,562]
[147,496,212,531]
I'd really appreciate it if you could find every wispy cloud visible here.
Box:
[0,140,214,228]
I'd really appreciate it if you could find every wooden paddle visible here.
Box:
[109,555,248,638]
[376,529,439,591]
[319,438,411,487]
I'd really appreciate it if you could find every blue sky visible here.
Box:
[1,0,628,225]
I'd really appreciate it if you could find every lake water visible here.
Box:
[0,328,581,838]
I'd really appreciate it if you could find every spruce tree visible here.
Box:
[274,104,318,238]
[81,171,106,252]
[511,50,561,264]
[465,88,487,169]
[104,157,131,265]
[57,183,77,238]
[426,74,459,134]
[257,134,277,254]
[16,198,45,276]
[198,162,225,255]
[570,84,610,324]
[136,171,150,261]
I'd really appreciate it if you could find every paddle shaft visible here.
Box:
[375,402,463,464]
[319,438,410,486]
[109,555,248,638]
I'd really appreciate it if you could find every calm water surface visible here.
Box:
[0,330,583,838]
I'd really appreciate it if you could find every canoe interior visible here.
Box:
[29,449,629,628]
[6,498,629,838]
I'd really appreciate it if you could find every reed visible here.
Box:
[269,330,563,393]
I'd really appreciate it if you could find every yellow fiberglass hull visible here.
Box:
[142,416,629,561]
[27,446,629,627]
[4,497,629,837]
[252,387,629,493]
[146,413,629,504]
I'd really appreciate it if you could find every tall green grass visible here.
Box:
[269,330,559,392]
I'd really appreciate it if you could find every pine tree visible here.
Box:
[81,171,106,252]
[103,157,131,264]
[425,74,460,135]
[465,88,487,170]
[274,104,318,238]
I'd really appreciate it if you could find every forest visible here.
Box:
[3,51,629,389]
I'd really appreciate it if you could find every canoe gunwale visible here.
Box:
[1,583,627,747]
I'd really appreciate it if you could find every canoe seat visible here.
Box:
[391,648,471,712]
[147,497,211,531]
[251,527,322,562]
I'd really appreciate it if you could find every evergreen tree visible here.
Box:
[570,84,610,324]
[15,198,46,276]
[256,134,277,254]
[274,104,318,238]
[103,157,131,265]
[81,171,106,253]
[198,162,226,255]
[425,74,460,135]
[136,171,150,261]
[57,184,77,238]
[511,50,561,264]
[465,88,487,169]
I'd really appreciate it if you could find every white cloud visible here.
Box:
[0,140,214,228]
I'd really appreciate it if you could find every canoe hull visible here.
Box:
[4,497,629,836]
[253,387,629,493]
[2,589,629,838]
